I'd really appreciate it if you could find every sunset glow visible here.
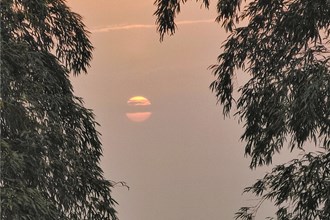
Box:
[67,0,255,218]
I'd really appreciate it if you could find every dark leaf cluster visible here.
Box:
[154,0,210,41]
[210,0,330,167]
[1,0,117,219]
[155,0,330,218]
[1,0,93,75]
[236,151,330,220]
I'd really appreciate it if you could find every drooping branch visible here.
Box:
[154,0,210,41]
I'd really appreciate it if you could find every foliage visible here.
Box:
[1,0,117,219]
[154,0,210,40]
[236,151,330,219]
[155,0,330,219]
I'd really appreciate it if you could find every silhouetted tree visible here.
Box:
[0,0,117,219]
[155,0,330,219]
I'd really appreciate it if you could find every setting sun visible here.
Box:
[126,96,152,122]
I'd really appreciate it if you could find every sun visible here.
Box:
[127,96,151,106]
[126,96,152,122]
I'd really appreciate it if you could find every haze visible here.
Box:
[67,1,276,219]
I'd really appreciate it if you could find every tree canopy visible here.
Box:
[1,0,117,219]
[155,0,330,219]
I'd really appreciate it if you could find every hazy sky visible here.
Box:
[67,1,278,219]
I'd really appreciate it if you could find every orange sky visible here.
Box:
[67,1,279,219]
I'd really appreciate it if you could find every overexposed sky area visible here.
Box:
[67,1,281,219]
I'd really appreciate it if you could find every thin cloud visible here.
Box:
[90,19,215,33]
[176,19,214,25]
[91,24,155,33]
